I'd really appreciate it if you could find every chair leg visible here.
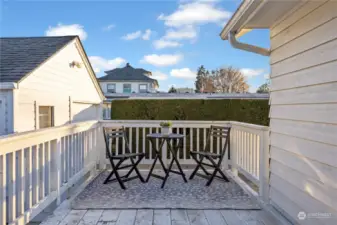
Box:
[189,154,202,179]
[206,157,229,186]
[105,158,126,189]
[128,155,145,183]
[189,154,209,179]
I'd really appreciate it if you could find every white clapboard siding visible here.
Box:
[270,104,337,124]
[271,1,337,50]
[271,159,337,211]
[270,132,337,168]
[270,0,327,38]
[271,18,337,64]
[270,146,337,190]
[269,187,320,225]
[270,174,337,218]
[271,60,337,91]
[270,82,337,105]
[271,38,337,77]
[270,119,337,146]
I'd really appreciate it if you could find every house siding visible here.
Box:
[269,1,337,224]
[14,39,102,133]
[100,81,155,94]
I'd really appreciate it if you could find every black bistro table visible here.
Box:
[146,133,187,188]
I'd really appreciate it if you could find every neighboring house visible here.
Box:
[176,87,195,93]
[0,36,105,135]
[221,0,337,224]
[98,63,158,95]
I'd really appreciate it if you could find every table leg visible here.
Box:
[161,139,187,188]
[146,138,167,182]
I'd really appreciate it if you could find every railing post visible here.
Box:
[230,126,238,176]
[96,122,106,170]
[51,138,62,205]
[259,130,270,202]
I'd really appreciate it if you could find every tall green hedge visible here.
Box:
[111,99,270,126]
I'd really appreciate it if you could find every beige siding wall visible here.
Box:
[269,1,337,224]
[15,39,102,132]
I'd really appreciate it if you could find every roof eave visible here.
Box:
[0,82,18,90]
[220,0,264,40]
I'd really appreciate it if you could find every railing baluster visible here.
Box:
[68,135,71,180]
[19,149,25,215]
[156,127,159,150]
[27,147,33,209]
[122,129,126,155]
[149,128,152,160]
[136,127,139,156]
[46,142,51,195]
[8,152,16,222]
[40,143,45,199]
[183,128,186,160]
[0,154,6,225]
[217,131,220,155]
[190,128,193,160]
[34,145,39,204]
[196,128,200,153]
[142,128,145,157]
[129,127,133,153]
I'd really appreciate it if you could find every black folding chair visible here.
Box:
[103,127,145,189]
[189,125,231,186]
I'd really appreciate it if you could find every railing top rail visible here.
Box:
[100,120,268,130]
[229,121,269,131]
[0,120,98,145]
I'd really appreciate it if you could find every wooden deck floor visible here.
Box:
[40,208,288,225]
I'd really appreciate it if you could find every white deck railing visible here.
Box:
[0,121,103,225]
[0,119,269,224]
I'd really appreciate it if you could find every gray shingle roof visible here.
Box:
[0,36,76,82]
[98,63,157,83]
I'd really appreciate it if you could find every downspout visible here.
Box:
[228,31,270,56]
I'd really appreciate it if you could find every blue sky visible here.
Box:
[0,0,270,92]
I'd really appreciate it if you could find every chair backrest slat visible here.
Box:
[103,126,131,158]
[204,125,231,158]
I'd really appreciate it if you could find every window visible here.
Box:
[39,106,54,129]
[123,84,131,93]
[139,84,148,93]
[107,84,116,93]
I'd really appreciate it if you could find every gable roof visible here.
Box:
[98,63,158,86]
[0,36,77,82]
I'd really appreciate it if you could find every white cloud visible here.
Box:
[240,68,265,78]
[158,2,231,27]
[153,39,182,49]
[89,56,126,73]
[122,30,142,40]
[122,29,152,41]
[170,68,196,79]
[103,24,115,31]
[141,54,183,67]
[142,29,152,40]
[264,74,270,79]
[45,23,88,40]
[164,26,197,40]
[151,71,168,80]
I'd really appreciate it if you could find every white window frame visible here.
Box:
[39,106,54,129]
[139,84,148,93]
[123,83,132,93]
[107,83,116,93]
